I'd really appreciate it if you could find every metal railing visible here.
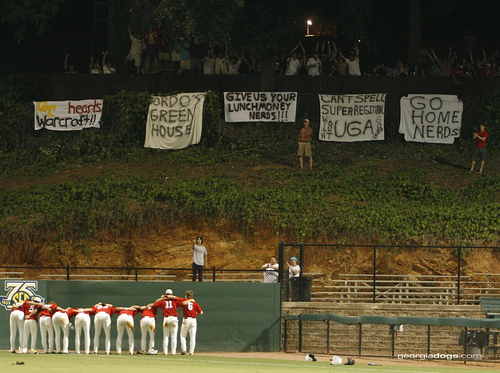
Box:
[278,242,500,305]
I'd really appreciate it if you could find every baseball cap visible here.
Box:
[32,296,43,303]
[290,256,297,262]
[165,289,173,295]
[303,119,309,123]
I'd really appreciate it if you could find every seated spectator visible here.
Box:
[102,51,116,74]
[395,61,408,77]
[64,53,77,74]
[89,55,101,74]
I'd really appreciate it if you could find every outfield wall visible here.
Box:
[0,280,281,352]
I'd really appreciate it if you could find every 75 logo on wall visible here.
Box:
[0,281,43,311]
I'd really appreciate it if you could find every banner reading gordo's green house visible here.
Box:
[144,93,206,150]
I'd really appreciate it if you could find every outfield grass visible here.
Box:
[0,351,497,373]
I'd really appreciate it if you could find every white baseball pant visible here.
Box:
[116,314,135,354]
[180,317,197,354]
[74,313,91,354]
[21,319,38,353]
[52,311,70,353]
[9,310,25,352]
[162,316,178,355]
[93,312,112,354]
[39,315,54,353]
[140,316,156,352]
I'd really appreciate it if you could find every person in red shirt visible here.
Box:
[469,122,489,174]
[38,301,58,353]
[20,297,44,354]
[180,290,203,355]
[52,306,74,354]
[153,289,193,355]
[9,302,25,353]
[92,302,116,355]
[115,305,139,355]
[138,303,157,355]
[71,307,93,354]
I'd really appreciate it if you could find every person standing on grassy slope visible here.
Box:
[469,122,489,174]
[298,119,313,171]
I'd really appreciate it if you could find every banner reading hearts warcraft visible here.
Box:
[319,94,386,142]
[399,94,462,144]
[144,93,206,150]
[33,99,103,131]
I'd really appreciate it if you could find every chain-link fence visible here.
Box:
[279,242,500,305]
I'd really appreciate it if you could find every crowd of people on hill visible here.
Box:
[63,26,500,78]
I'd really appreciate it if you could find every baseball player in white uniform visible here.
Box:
[92,302,116,355]
[115,305,139,355]
[138,303,157,355]
[153,289,193,355]
[72,307,93,354]
[52,307,73,354]
[9,302,25,353]
[38,302,58,353]
[20,297,44,354]
[180,290,203,355]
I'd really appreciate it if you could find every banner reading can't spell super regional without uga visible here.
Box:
[33,99,103,131]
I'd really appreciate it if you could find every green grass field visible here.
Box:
[0,351,498,373]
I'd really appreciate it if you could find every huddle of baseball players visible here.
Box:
[9,289,203,356]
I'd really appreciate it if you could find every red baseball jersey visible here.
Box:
[118,308,138,317]
[140,306,157,319]
[22,301,40,321]
[153,298,186,317]
[39,303,58,317]
[92,305,116,316]
[70,308,92,316]
[182,301,202,318]
[10,303,23,312]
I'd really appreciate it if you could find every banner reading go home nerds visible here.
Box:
[33,99,103,131]
[144,93,206,150]
[319,93,386,142]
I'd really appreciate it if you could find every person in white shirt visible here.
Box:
[306,52,322,76]
[261,256,279,283]
[342,43,361,76]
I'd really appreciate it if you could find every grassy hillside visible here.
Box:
[0,88,499,268]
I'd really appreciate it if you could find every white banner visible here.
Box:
[33,99,103,131]
[144,93,206,150]
[319,94,386,142]
[224,92,297,122]
[399,94,462,144]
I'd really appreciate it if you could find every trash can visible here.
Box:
[290,277,311,302]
